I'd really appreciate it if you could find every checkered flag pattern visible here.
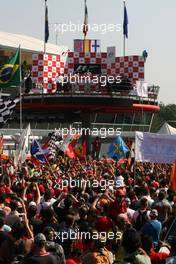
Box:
[65,52,144,82]
[32,54,65,94]
[48,132,57,159]
[32,52,144,93]
[0,98,19,127]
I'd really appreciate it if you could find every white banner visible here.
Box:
[135,132,176,164]
[135,81,148,97]
[107,47,116,64]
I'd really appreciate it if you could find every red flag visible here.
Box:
[170,161,176,191]
[74,140,86,159]
[63,134,80,159]
[65,144,76,159]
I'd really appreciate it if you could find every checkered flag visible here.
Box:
[0,98,19,127]
[48,132,62,160]
[48,132,57,159]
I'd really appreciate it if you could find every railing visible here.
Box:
[24,86,159,103]
[1,122,150,137]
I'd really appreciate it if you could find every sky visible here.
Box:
[0,0,176,104]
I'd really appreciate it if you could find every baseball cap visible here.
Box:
[2,224,11,233]
[95,216,112,232]
[34,233,46,245]
[28,201,37,207]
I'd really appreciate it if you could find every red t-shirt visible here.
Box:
[148,250,169,264]
[107,200,127,219]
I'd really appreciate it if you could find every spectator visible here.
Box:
[23,233,59,264]
[141,209,162,248]
[152,191,172,224]
[121,228,151,264]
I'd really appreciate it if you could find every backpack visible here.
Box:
[135,210,148,231]
[92,248,110,264]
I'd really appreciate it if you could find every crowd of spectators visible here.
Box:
[0,154,175,264]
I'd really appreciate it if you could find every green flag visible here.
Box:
[0,46,20,88]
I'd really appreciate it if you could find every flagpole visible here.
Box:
[44,0,47,54]
[84,0,86,40]
[19,45,23,130]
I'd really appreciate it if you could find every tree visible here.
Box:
[151,103,176,132]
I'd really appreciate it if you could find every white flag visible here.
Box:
[14,124,31,166]
[57,134,80,153]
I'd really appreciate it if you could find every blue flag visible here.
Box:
[31,139,50,163]
[123,4,128,38]
[45,2,49,43]
[107,136,129,160]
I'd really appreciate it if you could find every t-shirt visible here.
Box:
[148,250,169,264]
[141,220,162,246]
[23,253,59,264]
[107,200,127,219]
[152,200,172,223]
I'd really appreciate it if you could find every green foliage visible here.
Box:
[151,104,176,132]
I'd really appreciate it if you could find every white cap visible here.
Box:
[28,201,37,207]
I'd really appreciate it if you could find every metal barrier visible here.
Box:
[26,85,159,102]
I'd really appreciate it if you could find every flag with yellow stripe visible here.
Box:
[84,39,91,52]
[0,46,20,88]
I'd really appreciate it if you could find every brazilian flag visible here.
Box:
[0,46,20,88]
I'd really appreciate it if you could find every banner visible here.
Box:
[135,81,148,97]
[135,132,176,164]
[107,47,116,64]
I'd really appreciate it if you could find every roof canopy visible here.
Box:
[157,122,176,135]
[0,31,68,55]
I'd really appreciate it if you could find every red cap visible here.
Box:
[152,181,159,189]
[0,187,6,193]
[55,188,62,196]
[26,193,33,201]
[63,187,68,193]
[5,197,11,204]
[95,216,112,232]
[38,184,45,194]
